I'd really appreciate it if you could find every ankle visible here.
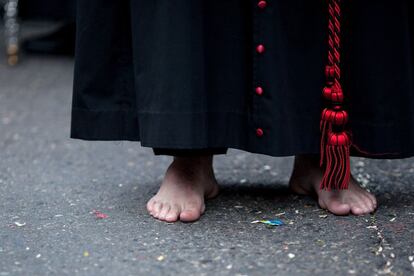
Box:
[295,154,320,166]
[173,155,213,167]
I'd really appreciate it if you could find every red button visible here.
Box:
[257,1,267,8]
[256,128,264,137]
[256,44,265,54]
[255,86,263,95]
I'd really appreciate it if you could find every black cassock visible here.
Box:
[71,0,414,158]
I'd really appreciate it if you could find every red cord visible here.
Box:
[320,0,400,190]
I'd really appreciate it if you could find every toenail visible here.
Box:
[166,215,177,221]
[352,208,362,214]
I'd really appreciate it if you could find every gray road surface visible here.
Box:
[0,25,413,276]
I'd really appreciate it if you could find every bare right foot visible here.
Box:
[289,154,377,215]
[146,155,219,222]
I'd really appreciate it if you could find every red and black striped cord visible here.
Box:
[319,0,351,190]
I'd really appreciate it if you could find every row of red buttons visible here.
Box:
[255,1,267,137]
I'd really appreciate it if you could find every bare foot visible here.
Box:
[146,155,219,222]
[288,154,377,215]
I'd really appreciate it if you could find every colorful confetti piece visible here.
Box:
[92,210,108,219]
[251,219,284,226]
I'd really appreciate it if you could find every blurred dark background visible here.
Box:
[2,0,76,57]
[19,0,75,20]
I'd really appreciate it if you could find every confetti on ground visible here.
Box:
[319,214,328,218]
[14,221,26,227]
[157,255,165,261]
[83,251,89,257]
[92,210,108,219]
[316,239,325,247]
[251,219,284,226]
[288,253,295,259]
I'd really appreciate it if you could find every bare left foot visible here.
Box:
[146,155,219,222]
[288,154,377,215]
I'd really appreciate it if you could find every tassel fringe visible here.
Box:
[319,119,332,167]
[320,143,350,190]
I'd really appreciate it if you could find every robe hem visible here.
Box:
[70,108,414,159]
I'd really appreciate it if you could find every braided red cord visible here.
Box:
[319,0,350,190]
[328,0,341,88]
[320,0,343,168]
[320,0,400,190]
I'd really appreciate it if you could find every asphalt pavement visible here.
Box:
[0,26,413,276]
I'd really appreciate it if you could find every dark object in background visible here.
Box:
[19,0,75,21]
[19,0,76,56]
[22,22,76,56]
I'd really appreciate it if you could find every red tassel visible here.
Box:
[319,106,348,167]
[319,0,401,191]
[320,131,351,190]
[319,118,331,167]
[320,0,350,190]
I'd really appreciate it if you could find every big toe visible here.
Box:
[180,203,202,222]
[180,209,201,222]
[323,198,351,216]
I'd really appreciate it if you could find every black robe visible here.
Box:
[71,0,414,158]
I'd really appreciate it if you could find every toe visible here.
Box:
[350,206,365,215]
[361,193,376,213]
[200,203,206,215]
[350,198,370,215]
[153,202,163,218]
[366,191,375,201]
[318,197,328,210]
[146,198,156,214]
[366,193,377,209]
[372,197,377,209]
[362,194,376,213]
[165,204,180,222]
[180,210,201,222]
[325,198,351,215]
[158,204,171,221]
[180,202,202,222]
